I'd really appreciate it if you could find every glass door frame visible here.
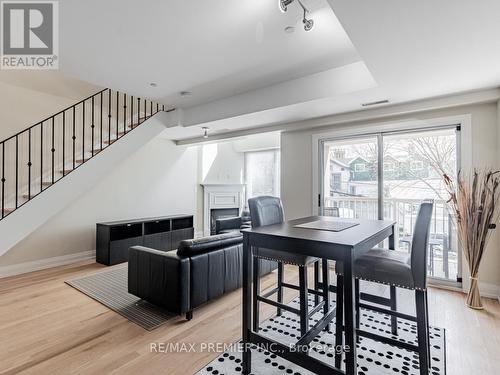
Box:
[316,124,463,287]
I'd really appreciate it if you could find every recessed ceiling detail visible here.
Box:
[361,99,389,107]
[56,1,500,143]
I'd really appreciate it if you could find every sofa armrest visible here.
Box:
[128,246,190,314]
[215,216,242,234]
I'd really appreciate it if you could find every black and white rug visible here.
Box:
[198,297,446,375]
[66,265,175,330]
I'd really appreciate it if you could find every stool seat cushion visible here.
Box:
[255,247,318,266]
[337,248,414,289]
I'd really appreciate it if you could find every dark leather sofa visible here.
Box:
[215,210,252,234]
[128,232,277,320]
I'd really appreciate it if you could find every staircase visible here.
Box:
[0,88,167,221]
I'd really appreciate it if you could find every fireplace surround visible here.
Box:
[201,184,245,236]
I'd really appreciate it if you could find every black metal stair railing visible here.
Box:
[0,88,166,220]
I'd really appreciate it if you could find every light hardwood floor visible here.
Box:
[0,261,499,375]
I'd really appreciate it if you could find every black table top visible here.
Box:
[242,216,395,248]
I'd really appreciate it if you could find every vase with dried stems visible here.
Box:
[443,170,500,309]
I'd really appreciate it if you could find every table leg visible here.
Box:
[314,261,320,306]
[344,254,357,375]
[388,226,397,334]
[242,234,252,375]
[390,285,398,335]
[389,225,395,250]
[322,259,331,332]
[335,274,344,369]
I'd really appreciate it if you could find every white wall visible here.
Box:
[201,142,245,185]
[281,102,500,293]
[0,78,98,140]
[0,138,199,268]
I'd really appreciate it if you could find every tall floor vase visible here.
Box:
[466,276,483,310]
[444,170,500,310]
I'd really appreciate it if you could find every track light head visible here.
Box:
[279,0,294,13]
[303,17,314,31]
[280,0,314,32]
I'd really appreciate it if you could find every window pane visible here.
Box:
[322,137,379,219]
[383,128,458,281]
[245,150,280,199]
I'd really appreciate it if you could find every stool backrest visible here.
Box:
[411,200,434,289]
[248,196,284,227]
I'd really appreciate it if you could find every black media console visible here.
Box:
[96,214,194,265]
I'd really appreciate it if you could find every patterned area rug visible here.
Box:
[66,265,175,330]
[197,297,446,375]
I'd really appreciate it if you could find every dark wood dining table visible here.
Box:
[241,216,396,375]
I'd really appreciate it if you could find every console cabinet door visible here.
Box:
[143,232,172,251]
[109,236,143,265]
[171,228,194,250]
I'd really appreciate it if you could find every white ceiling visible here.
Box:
[60,0,359,105]
[57,0,500,141]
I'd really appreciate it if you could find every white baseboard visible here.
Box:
[431,280,499,302]
[0,250,96,279]
[477,281,500,301]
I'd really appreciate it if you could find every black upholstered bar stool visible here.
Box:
[248,196,329,339]
[335,201,434,375]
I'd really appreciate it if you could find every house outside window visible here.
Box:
[332,173,342,190]
[245,149,280,200]
[354,163,366,172]
[384,162,394,171]
[410,161,424,171]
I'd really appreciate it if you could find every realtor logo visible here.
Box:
[1,1,58,69]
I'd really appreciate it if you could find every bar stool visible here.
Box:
[248,196,329,339]
[335,201,434,375]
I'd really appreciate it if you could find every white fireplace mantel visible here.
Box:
[202,184,245,236]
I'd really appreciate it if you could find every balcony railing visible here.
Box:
[324,196,458,280]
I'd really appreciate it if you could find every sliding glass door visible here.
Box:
[319,126,460,283]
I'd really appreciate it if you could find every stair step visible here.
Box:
[22,191,43,200]
[2,208,14,216]
[102,135,124,146]
[59,162,82,175]
[102,118,149,144]
[42,181,52,187]
[103,139,117,145]
[127,116,150,129]
[77,149,102,162]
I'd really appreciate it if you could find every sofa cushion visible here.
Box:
[177,232,243,256]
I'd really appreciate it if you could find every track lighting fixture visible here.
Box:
[279,0,294,13]
[202,127,209,139]
[279,0,314,31]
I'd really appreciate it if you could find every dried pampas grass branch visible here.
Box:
[443,169,500,309]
